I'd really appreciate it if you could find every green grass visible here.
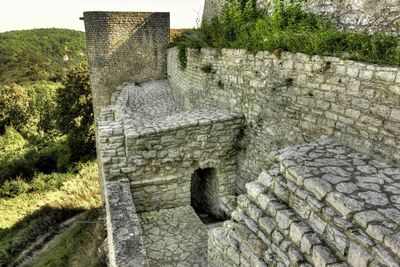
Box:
[31,209,106,267]
[0,162,102,266]
[173,0,400,69]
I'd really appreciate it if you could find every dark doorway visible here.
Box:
[191,168,226,224]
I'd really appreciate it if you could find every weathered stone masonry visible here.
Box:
[168,48,400,191]
[84,11,170,119]
[99,81,242,214]
[84,6,400,267]
[84,11,243,266]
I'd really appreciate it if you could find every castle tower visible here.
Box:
[83,12,170,120]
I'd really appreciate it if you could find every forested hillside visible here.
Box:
[0,29,105,266]
[0,28,86,83]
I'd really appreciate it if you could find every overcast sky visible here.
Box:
[0,0,205,33]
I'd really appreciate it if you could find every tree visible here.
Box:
[56,62,95,161]
[0,84,30,133]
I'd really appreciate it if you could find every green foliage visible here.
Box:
[0,81,60,135]
[0,127,29,163]
[0,169,73,198]
[0,161,101,266]
[0,129,72,185]
[172,0,400,66]
[0,28,86,83]
[57,62,95,161]
[173,30,210,70]
[0,84,30,133]
[0,178,31,198]
[25,81,59,133]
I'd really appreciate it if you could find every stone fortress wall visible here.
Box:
[203,0,400,34]
[84,11,243,267]
[84,12,171,266]
[84,3,400,267]
[168,48,400,191]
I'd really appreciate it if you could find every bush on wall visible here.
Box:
[172,0,400,69]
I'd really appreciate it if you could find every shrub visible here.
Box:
[31,172,74,193]
[0,178,31,198]
[0,84,30,133]
[172,0,400,67]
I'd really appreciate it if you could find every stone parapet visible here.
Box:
[105,180,148,267]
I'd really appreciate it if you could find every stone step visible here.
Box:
[237,190,346,267]
[256,170,400,267]
[267,139,400,265]
[208,222,270,267]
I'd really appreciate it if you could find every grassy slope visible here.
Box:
[0,162,102,266]
[31,209,106,267]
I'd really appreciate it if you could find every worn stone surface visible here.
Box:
[105,180,148,267]
[210,139,400,267]
[139,206,208,267]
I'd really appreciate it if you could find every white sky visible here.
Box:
[0,0,205,33]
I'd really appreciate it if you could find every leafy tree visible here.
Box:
[0,84,30,133]
[26,82,59,133]
[57,62,95,161]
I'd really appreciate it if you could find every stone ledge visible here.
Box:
[105,180,148,267]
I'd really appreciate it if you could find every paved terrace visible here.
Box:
[99,80,242,266]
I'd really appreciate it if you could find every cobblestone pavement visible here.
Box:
[126,80,183,119]
[111,80,240,138]
[139,206,209,267]
[275,139,400,259]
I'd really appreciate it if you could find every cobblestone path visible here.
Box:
[139,206,209,267]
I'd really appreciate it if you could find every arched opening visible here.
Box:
[191,167,226,224]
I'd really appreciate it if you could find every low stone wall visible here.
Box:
[168,47,400,190]
[105,180,148,267]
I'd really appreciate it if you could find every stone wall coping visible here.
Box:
[105,179,148,267]
[179,47,400,72]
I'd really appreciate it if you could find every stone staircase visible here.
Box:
[208,139,400,267]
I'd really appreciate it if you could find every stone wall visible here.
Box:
[98,81,243,216]
[202,0,400,34]
[105,180,148,267]
[202,0,225,23]
[168,47,400,191]
[83,12,170,119]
